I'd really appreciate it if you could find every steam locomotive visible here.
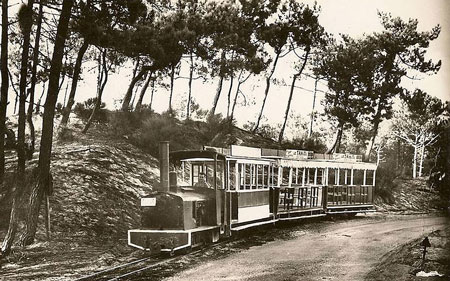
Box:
[128,142,377,253]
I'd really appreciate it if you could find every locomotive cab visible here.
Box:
[128,143,224,253]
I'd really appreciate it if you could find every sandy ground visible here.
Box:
[366,224,450,281]
[0,214,448,280]
[162,215,449,281]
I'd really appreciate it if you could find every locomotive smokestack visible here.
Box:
[159,141,170,192]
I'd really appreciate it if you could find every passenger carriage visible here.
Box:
[128,142,377,253]
[261,148,377,219]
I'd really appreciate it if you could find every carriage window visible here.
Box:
[337,169,345,185]
[308,168,315,185]
[354,170,364,185]
[257,165,263,188]
[281,168,290,186]
[238,163,244,190]
[366,170,374,186]
[216,161,224,189]
[346,169,352,185]
[251,164,257,189]
[316,169,324,186]
[329,169,336,186]
[295,168,303,185]
[263,165,269,188]
[290,168,296,185]
[192,164,201,185]
[245,164,251,190]
[178,161,191,186]
[229,163,236,190]
[273,167,279,186]
[291,168,297,185]
[206,165,214,187]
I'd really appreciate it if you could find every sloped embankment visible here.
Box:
[365,226,450,280]
[47,139,160,239]
[375,178,444,214]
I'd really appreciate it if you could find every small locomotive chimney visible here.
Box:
[159,141,170,192]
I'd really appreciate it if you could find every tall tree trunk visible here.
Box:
[18,0,34,175]
[35,82,46,114]
[121,66,149,111]
[20,0,73,247]
[149,78,155,112]
[62,79,69,106]
[132,57,140,79]
[210,76,224,116]
[336,129,343,153]
[364,97,382,161]
[9,1,34,253]
[1,183,19,256]
[186,52,194,119]
[135,71,152,112]
[8,70,19,115]
[308,78,318,138]
[327,123,343,154]
[59,40,89,127]
[230,71,250,122]
[278,49,310,143]
[128,61,142,110]
[168,64,175,114]
[226,76,234,118]
[413,145,418,178]
[27,0,43,156]
[0,0,9,182]
[82,50,108,134]
[129,86,139,111]
[253,51,280,133]
[1,168,31,256]
[418,144,425,177]
[278,73,299,143]
[376,144,383,166]
[412,134,418,178]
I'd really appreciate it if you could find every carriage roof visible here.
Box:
[171,145,376,170]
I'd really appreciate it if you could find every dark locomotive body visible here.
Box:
[128,142,377,253]
[128,190,220,253]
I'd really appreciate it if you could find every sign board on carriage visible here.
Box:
[286,149,314,160]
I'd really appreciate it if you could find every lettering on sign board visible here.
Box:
[141,197,156,207]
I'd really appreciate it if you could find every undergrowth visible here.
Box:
[374,164,397,204]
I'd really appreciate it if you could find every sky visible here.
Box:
[7,0,450,139]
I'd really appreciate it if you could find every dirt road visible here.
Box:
[165,215,449,281]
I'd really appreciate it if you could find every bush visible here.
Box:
[132,114,196,157]
[203,114,235,143]
[57,126,75,143]
[427,111,450,201]
[374,163,398,204]
[73,98,108,122]
[108,110,152,137]
[282,136,328,153]
[243,122,278,140]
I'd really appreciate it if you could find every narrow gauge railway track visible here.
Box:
[74,248,206,281]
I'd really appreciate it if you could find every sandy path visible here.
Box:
[164,215,449,281]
